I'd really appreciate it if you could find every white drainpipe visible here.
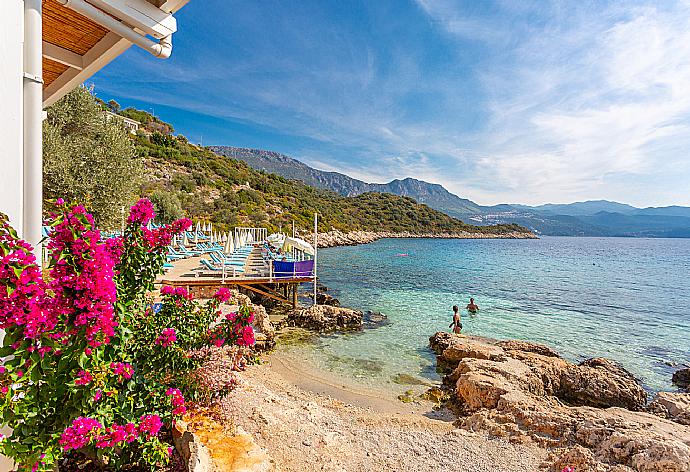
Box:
[23,0,43,257]
[56,0,173,59]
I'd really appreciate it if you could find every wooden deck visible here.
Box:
[158,251,313,308]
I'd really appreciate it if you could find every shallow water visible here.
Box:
[287,237,690,393]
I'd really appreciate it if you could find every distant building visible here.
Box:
[104,110,141,134]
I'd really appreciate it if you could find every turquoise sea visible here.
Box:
[290,237,690,393]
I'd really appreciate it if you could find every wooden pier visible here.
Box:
[158,253,313,308]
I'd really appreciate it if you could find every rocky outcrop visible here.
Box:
[287,305,363,332]
[429,332,647,410]
[428,333,690,471]
[649,392,690,425]
[315,229,537,248]
[308,292,340,307]
[673,368,690,390]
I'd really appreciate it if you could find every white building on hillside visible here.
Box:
[104,110,141,134]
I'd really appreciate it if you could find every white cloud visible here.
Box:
[454,1,690,205]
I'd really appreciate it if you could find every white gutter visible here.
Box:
[56,0,174,59]
[24,0,44,257]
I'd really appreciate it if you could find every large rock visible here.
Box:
[673,368,690,390]
[559,358,647,411]
[649,392,690,425]
[288,305,362,332]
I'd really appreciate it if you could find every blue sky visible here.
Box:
[90,0,690,207]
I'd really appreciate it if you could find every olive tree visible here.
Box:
[43,86,143,228]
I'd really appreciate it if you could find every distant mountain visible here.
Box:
[526,200,638,216]
[208,145,690,238]
[209,146,481,214]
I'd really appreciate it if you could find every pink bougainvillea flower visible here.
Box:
[74,370,93,386]
[166,387,186,416]
[238,325,255,346]
[110,362,134,381]
[138,414,163,438]
[59,417,103,451]
[127,198,155,226]
[155,328,177,347]
[160,285,175,296]
[213,287,232,303]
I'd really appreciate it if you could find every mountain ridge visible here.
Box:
[210,146,481,214]
[209,145,690,238]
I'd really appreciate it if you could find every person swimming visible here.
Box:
[449,305,462,334]
[466,297,479,313]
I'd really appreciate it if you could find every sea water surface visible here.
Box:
[287,237,690,393]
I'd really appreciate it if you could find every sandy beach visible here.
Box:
[215,347,546,472]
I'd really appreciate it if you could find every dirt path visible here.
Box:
[217,353,546,472]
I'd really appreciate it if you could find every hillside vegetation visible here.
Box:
[136,135,526,235]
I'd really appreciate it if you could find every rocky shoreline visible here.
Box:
[311,229,537,248]
[429,332,690,471]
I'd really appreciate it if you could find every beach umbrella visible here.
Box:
[209,222,213,234]
[183,233,189,247]
[195,221,201,233]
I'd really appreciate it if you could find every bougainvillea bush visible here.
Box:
[0,199,255,471]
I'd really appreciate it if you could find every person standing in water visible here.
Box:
[466,297,479,313]
[449,305,462,334]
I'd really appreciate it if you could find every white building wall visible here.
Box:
[0,1,25,235]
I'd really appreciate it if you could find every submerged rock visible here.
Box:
[391,373,432,386]
[428,332,690,471]
[673,367,690,390]
[363,311,389,328]
[287,305,363,332]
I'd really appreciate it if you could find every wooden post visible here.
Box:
[292,283,297,309]
[313,212,318,306]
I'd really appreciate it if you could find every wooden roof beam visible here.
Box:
[43,31,131,106]
[42,41,84,70]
